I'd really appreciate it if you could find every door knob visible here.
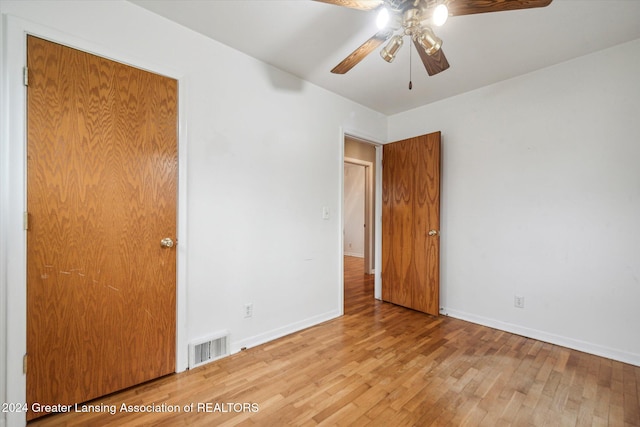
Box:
[160,237,175,248]
[428,230,439,236]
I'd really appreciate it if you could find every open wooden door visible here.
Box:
[26,36,177,419]
[381,132,440,315]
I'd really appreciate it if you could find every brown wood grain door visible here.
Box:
[381,132,440,315]
[26,36,177,419]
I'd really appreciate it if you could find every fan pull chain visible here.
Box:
[409,44,413,90]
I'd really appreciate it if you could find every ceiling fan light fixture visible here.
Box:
[319,0,555,78]
[432,4,449,27]
[415,27,442,56]
[376,7,390,29]
[380,34,404,63]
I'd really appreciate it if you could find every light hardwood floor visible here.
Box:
[30,256,639,426]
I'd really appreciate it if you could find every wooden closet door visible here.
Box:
[26,36,177,419]
[382,132,441,315]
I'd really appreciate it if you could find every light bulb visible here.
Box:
[380,35,404,63]
[432,4,448,27]
[416,27,442,56]
[376,8,390,30]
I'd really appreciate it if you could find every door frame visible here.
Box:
[340,130,384,303]
[1,16,189,425]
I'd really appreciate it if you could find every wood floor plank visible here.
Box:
[28,256,640,426]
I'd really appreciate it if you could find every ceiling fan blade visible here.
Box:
[413,40,450,76]
[448,0,553,16]
[331,31,392,74]
[314,0,383,11]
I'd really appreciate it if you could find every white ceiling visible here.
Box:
[129,0,640,115]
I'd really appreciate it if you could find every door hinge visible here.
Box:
[23,66,29,86]
[23,354,28,374]
[24,212,30,230]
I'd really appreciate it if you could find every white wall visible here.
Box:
[344,163,365,257]
[389,38,640,366]
[0,1,387,425]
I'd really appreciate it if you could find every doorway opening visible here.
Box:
[344,162,368,265]
[343,135,379,306]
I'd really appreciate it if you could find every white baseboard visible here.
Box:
[230,309,341,354]
[442,308,640,367]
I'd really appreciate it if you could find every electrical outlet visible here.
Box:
[243,303,253,318]
[514,295,525,309]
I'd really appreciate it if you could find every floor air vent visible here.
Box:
[189,332,230,369]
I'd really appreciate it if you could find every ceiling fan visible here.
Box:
[316,0,553,77]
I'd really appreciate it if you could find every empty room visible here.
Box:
[1,0,639,426]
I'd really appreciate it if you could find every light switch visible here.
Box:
[322,206,330,220]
